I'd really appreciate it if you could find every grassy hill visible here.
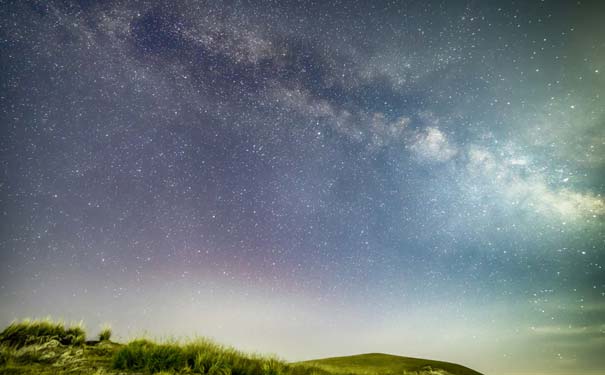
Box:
[294,353,483,375]
[0,319,483,375]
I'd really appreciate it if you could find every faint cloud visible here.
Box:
[530,324,605,337]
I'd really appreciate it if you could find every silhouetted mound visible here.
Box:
[296,353,483,375]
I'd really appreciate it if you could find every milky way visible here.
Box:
[1,1,604,374]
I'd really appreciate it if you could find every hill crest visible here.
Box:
[296,352,483,375]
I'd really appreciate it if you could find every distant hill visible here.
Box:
[294,352,483,375]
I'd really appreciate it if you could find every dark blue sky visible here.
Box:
[1,1,604,374]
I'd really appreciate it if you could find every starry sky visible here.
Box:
[1,1,604,374]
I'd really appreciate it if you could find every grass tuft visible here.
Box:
[0,318,86,348]
[98,325,112,341]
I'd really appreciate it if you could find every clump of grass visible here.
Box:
[112,337,291,375]
[0,318,86,348]
[98,324,112,341]
[262,358,286,375]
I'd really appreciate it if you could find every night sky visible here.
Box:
[1,1,604,374]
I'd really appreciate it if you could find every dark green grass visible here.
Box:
[98,325,112,341]
[296,353,483,375]
[0,319,85,348]
[112,338,294,375]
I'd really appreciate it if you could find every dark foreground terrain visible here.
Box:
[0,319,482,375]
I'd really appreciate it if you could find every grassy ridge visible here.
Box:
[0,319,322,375]
[0,319,482,375]
[111,338,292,374]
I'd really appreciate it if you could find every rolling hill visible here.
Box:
[295,352,483,375]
